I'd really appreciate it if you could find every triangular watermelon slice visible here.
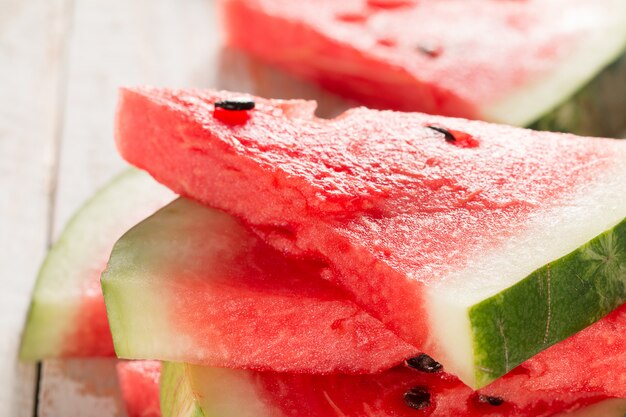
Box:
[116,87,626,387]
[102,198,417,373]
[104,196,626,401]
[159,360,626,417]
[220,0,626,136]
[115,361,626,417]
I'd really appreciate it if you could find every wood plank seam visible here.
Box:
[35,0,76,415]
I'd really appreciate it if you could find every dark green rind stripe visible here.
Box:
[529,50,626,138]
[470,217,626,387]
[161,362,206,417]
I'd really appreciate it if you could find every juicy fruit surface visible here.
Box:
[117,361,162,417]
[102,198,417,373]
[161,362,611,417]
[222,0,626,126]
[116,87,626,386]
[20,169,174,360]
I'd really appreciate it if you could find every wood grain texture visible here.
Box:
[0,0,72,415]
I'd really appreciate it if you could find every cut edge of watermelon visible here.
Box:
[426,153,626,387]
[103,276,182,361]
[160,362,204,417]
[482,4,626,127]
[161,362,276,417]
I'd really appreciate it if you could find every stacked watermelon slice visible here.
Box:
[20,86,626,416]
[220,0,626,137]
[18,2,626,415]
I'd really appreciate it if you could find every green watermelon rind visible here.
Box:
[470,217,626,387]
[529,50,626,137]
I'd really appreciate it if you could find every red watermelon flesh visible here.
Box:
[246,369,605,417]
[220,0,626,127]
[63,279,114,357]
[129,309,626,417]
[117,361,162,417]
[115,87,626,387]
[161,361,616,417]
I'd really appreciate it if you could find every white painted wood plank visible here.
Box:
[0,0,71,415]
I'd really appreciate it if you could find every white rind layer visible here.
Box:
[426,141,626,387]
[168,364,279,417]
[482,0,626,127]
[104,279,198,361]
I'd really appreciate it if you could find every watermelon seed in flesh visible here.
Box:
[405,354,442,373]
[416,43,442,58]
[478,395,505,407]
[426,125,456,142]
[403,387,431,410]
[214,97,256,111]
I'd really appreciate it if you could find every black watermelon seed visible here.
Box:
[478,395,505,406]
[214,98,255,111]
[405,354,443,373]
[426,125,456,142]
[404,387,431,410]
[417,44,442,58]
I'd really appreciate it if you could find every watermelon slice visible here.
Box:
[116,87,626,387]
[220,0,626,136]
[19,169,174,360]
[159,362,622,417]
[116,361,626,417]
[105,196,626,399]
[117,361,162,417]
[102,198,417,373]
